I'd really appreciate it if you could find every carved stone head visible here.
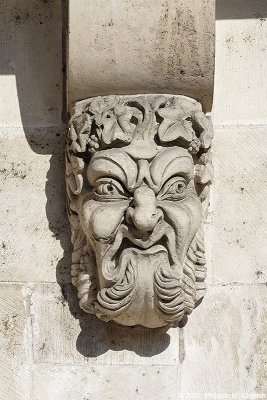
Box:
[66,94,213,328]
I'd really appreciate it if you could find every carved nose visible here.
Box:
[126,186,163,233]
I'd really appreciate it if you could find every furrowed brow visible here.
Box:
[150,148,194,188]
[88,149,138,189]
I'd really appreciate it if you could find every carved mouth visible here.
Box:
[101,221,181,281]
[114,237,168,263]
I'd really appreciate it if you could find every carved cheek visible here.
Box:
[82,200,129,241]
[159,197,202,252]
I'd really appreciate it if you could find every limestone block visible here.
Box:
[31,283,180,366]
[31,284,267,395]
[180,285,267,393]
[213,15,267,125]
[32,364,179,400]
[0,0,62,127]
[68,0,215,111]
[0,283,32,400]
[211,126,267,284]
[0,128,71,283]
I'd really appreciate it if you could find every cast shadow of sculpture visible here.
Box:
[66,283,173,358]
[216,0,267,20]
[23,129,172,357]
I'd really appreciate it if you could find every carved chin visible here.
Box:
[93,244,186,328]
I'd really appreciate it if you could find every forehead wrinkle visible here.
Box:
[88,149,138,189]
[150,148,194,187]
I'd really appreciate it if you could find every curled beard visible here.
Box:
[73,225,206,327]
[95,250,137,321]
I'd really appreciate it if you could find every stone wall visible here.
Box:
[0,1,266,399]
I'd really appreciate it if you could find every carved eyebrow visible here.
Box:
[88,149,138,189]
[150,148,194,188]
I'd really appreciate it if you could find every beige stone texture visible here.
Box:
[180,285,267,394]
[0,0,63,127]
[213,7,267,126]
[31,283,180,366]
[0,124,266,399]
[0,127,69,283]
[32,364,180,400]
[0,1,267,398]
[68,0,215,112]
[211,126,267,284]
[0,283,32,400]
[0,129,266,394]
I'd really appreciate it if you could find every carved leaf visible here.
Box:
[74,113,92,152]
[66,95,213,328]
[195,160,214,184]
[117,112,134,133]
[101,105,135,145]
[89,97,107,114]
[157,106,193,143]
[194,111,213,149]
[102,116,132,145]
[159,121,193,143]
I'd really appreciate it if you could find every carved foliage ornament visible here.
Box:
[66,94,213,328]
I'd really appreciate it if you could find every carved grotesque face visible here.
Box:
[66,95,213,328]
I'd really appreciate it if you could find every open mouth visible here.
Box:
[114,236,169,262]
[100,221,180,281]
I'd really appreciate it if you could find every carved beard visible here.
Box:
[74,222,206,328]
[96,246,177,327]
[80,222,207,328]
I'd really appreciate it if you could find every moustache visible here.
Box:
[94,221,193,325]
[100,220,182,282]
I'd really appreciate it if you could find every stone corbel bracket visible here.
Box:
[66,1,215,328]
[67,0,215,112]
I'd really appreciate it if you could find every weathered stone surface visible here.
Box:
[31,283,267,394]
[211,126,267,284]
[31,283,180,366]
[0,125,266,396]
[0,128,71,283]
[68,0,215,111]
[213,15,267,126]
[32,364,179,400]
[180,285,267,393]
[0,283,32,400]
[0,0,62,127]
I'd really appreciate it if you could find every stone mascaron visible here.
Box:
[66,94,213,328]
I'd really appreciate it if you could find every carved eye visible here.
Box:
[158,177,188,201]
[94,178,128,201]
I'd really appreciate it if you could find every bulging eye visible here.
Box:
[96,183,117,195]
[94,178,128,201]
[158,177,188,201]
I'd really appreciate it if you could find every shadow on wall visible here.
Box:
[216,0,267,20]
[1,0,266,358]
[0,0,65,127]
[24,128,174,357]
